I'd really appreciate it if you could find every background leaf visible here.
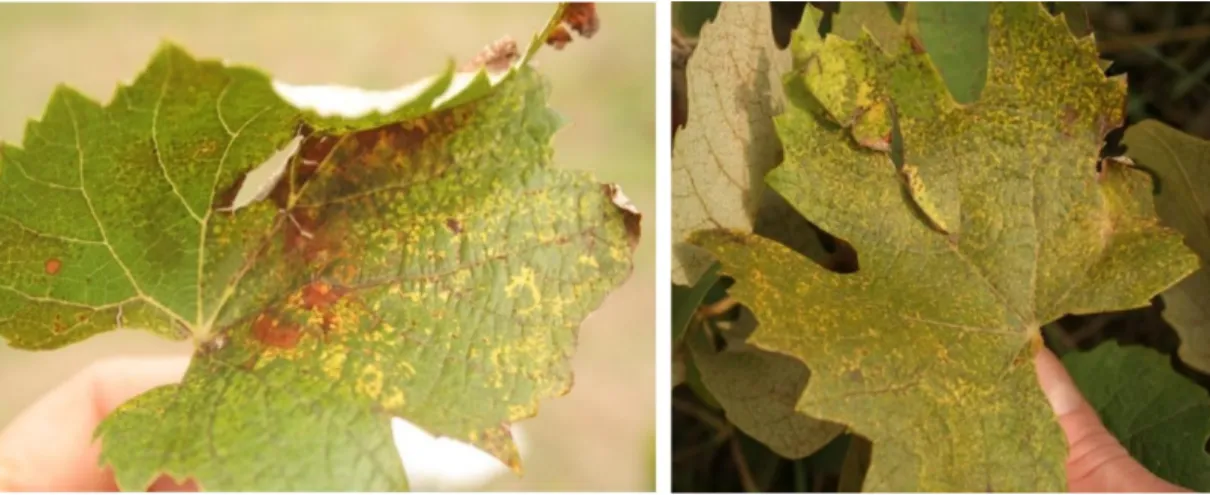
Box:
[687,315,845,459]
[1122,120,1210,374]
[1064,342,1210,491]
[903,3,990,104]
[671,2,831,287]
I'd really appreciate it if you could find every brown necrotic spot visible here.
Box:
[44,258,61,275]
[300,281,347,310]
[546,3,599,50]
[445,218,463,234]
[252,313,302,349]
[563,3,599,38]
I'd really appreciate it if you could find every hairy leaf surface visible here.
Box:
[0,6,638,490]
[691,3,1197,490]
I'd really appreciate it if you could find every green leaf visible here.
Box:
[1,6,639,491]
[831,3,904,51]
[1122,120,1210,374]
[1050,2,1092,37]
[673,2,721,38]
[688,317,845,459]
[1063,342,1210,491]
[831,2,991,105]
[902,3,990,104]
[690,3,1198,490]
[672,263,720,344]
[671,2,830,286]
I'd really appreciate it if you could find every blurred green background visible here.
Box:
[0,3,654,491]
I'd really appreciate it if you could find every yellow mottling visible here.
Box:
[381,389,406,410]
[323,348,348,380]
[610,246,628,262]
[577,254,599,268]
[507,404,528,419]
[438,290,451,302]
[504,266,542,316]
[356,364,384,399]
[855,80,875,109]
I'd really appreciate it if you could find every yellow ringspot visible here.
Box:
[357,364,384,399]
[323,348,348,380]
[381,389,406,410]
[398,360,416,377]
[504,267,541,316]
[610,246,628,262]
[577,254,599,268]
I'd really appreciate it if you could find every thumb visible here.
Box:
[1034,346,1187,493]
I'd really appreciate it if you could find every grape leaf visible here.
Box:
[671,2,829,286]
[831,3,903,51]
[1122,120,1210,374]
[0,6,640,491]
[1064,342,1210,491]
[672,263,720,344]
[831,2,990,106]
[690,3,1198,490]
[903,3,990,104]
[687,313,844,459]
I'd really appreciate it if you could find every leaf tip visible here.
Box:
[545,3,599,50]
[603,183,641,251]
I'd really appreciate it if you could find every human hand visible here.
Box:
[1034,347,1189,492]
[0,356,196,491]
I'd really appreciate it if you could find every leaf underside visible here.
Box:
[689,2,1196,491]
[0,6,639,491]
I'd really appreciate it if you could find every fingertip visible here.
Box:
[1034,346,1083,417]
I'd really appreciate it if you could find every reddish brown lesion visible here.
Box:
[546,3,599,50]
[44,258,61,275]
[252,312,303,349]
[300,281,348,310]
[563,3,599,38]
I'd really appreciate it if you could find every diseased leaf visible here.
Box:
[1064,342,1210,491]
[688,313,845,459]
[690,3,1197,491]
[671,3,829,286]
[0,6,639,491]
[1122,120,1210,374]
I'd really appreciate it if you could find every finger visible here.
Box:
[1034,347,1187,492]
[0,356,190,491]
